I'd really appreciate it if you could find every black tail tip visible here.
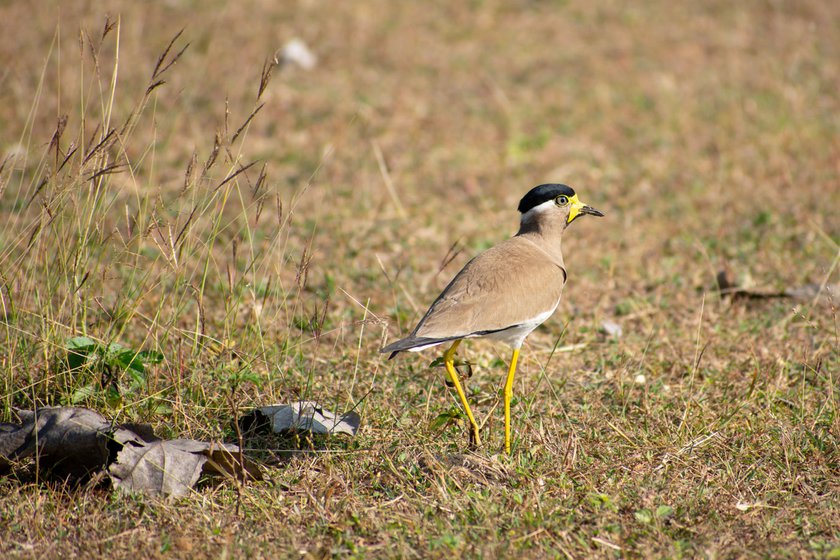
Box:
[380,347,401,360]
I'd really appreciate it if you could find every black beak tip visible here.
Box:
[585,206,605,217]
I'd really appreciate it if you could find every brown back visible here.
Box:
[412,236,567,339]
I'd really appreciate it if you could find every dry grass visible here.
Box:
[1,0,838,558]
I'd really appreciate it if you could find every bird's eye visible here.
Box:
[555,195,569,206]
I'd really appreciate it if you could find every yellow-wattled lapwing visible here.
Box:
[381,184,603,454]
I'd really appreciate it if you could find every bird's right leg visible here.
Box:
[503,348,520,455]
[444,340,481,446]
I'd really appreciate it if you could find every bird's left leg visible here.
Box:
[444,340,481,447]
[503,348,520,454]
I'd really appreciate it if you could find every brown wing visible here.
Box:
[412,236,567,339]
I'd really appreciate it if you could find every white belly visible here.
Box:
[406,303,559,353]
[481,305,557,349]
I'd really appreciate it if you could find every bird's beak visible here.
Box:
[567,195,605,224]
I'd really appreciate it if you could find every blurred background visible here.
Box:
[3,1,838,277]
[0,0,838,556]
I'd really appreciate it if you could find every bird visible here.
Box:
[381,184,604,454]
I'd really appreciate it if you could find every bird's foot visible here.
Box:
[468,424,482,448]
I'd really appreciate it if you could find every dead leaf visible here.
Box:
[1,406,261,496]
[240,401,361,436]
[717,270,839,303]
[158,439,261,480]
[0,422,28,473]
[108,438,261,497]
[716,270,785,300]
[0,407,112,478]
[119,422,160,442]
[783,283,839,302]
[109,439,207,498]
[197,441,262,481]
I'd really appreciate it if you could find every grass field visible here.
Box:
[1,0,838,557]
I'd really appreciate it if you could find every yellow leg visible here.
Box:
[444,340,481,446]
[504,348,520,454]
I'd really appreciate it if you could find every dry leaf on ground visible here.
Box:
[240,401,361,436]
[0,407,260,496]
[717,270,839,303]
[0,407,114,478]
